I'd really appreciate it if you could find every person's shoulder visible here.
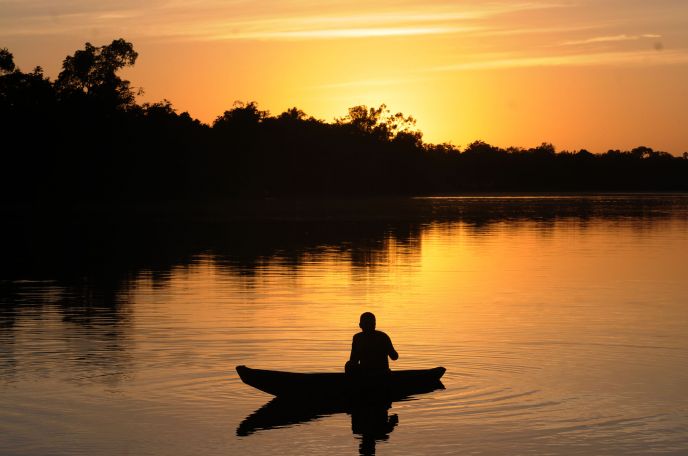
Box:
[375,330,391,339]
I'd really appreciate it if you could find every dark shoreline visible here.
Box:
[3,40,688,204]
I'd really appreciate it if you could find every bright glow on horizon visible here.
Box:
[2,0,687,153]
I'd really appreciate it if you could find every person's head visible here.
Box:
[359,312,376,332]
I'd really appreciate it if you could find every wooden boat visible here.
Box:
[236,365,446,398]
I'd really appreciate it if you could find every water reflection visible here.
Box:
[237,391,439,456]
[3,195,685,292]
[0,277,133,384]
[352,403,398,456]
[2,195,686,384]
[1,195,687,455]
[237,397,352,436]
[239,400,398,455]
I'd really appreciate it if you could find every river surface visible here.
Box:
[1,195,687,455]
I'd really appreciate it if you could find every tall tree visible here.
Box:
[0,48,16,75]
[56,39,138,109]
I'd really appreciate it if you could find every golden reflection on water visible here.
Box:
[126,217,688,385]
[2,210,687,455]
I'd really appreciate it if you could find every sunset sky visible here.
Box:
[2,0,687,154]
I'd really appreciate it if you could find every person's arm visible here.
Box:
[346,336,360,373]
[349,336,360,363]
[388,335,399,361]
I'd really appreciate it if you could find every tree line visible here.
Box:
[1,39,686,202]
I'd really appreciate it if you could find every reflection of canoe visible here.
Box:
[236,365,446,398]
[237,395,400,437]
[237,396,351,436]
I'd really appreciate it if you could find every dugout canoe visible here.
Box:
[236,365,446,398]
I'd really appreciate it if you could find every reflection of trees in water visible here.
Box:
[209,221,422,275]
[2,196,685,284]
[0,270,133,384]
[0,281,23,377]
[0,195,685,382]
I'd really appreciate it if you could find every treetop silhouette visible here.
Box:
[56,39,139,109]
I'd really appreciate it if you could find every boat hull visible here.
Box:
[236,365,446,398]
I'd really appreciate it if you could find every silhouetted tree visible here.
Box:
[337,104,419,142]
[0,48,16,75]
[631,146,652,159]
[530,142,556,157]
[278,107,308,122]
[213,101,268,130]
[0,64,53,114]
[56,39,138,110]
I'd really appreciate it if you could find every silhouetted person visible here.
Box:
[346,312,398,375]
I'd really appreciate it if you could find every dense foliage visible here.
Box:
[1,40,686,202]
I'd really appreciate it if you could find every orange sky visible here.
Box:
[2,1,687,154]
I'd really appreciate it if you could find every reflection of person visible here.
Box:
[346,312,398,374]
[352,405,398,456]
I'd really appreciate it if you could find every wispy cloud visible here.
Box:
[430,49,688,72]
[561,33,662,46]
[209,26,475,41]
[168,2,569,41]
[315,47,688,90]
[471,23,603,39]
[0,0,568,41]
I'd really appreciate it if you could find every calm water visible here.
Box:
[1,195,687,455]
